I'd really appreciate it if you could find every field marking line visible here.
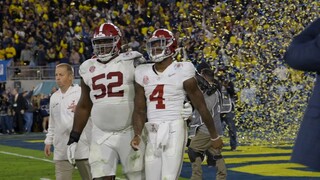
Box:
[0,151,127,180]
[0,151,54,163]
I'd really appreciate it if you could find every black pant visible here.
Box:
[14,113,24,133]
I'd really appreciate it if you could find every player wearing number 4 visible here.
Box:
[66,23,193,180]
[130,29,223,180]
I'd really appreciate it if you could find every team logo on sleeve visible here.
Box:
[89,66,96,73]
[143,75,150,85]
[174,63,183,69]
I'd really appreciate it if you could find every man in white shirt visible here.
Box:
[44,63,92,180]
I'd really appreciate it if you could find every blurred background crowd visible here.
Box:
[0,0,319,144]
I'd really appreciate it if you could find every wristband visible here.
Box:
[210,136,221,142]
[67,131,81,145]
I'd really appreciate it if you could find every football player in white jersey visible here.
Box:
[66,23,146,180]
[131,29,223,180]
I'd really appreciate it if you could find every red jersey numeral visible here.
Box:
[92,72,124,99]
[149,84,165,109]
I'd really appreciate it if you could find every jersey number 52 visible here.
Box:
[92,72,124,99]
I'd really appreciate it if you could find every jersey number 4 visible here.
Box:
[149,84,165,109]
[92,72,124,99]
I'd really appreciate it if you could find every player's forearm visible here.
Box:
[132,111,146,136]
[199,107,219,139]
[72,106,91,134]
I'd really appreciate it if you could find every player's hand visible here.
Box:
[44,144,51,157]
[181,102,192,120]
[211,137,223,149]
[67,142,77,165]
[131,135,141,151]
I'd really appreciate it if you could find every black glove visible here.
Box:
[67,131,81,145]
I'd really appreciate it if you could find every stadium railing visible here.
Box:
[6,65,81,80]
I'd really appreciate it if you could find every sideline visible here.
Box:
[0,151,54,163]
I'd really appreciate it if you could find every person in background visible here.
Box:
[284,17,320,171]
[131,29,223,180]
[46,45,58,77]
[0,92,15,134]
[69,48,81,65]
[216,68,238,151]
[39,94,50,133]
[4,41,16,64]
[188,68,227,180]
[20,44,33,66]
[11,88,27,134]
[23,89,34,133]
[44,63,92,180]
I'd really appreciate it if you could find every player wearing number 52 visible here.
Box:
[131,29,223,180]
[67,22,147,180]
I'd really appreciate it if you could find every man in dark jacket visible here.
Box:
[11,88,27,134]
[284,17,320,171]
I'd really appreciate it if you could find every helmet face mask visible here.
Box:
[147,29,177,63]
[92,23,121,62]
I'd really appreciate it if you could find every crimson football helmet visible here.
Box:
[146,29,177,62]
[92,23,122,62]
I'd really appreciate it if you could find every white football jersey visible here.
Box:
[135,61,195,123]
[79,52,136,131]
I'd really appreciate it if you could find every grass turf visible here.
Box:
[0,144,188,180]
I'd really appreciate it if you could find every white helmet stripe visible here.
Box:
[99,23,106,34]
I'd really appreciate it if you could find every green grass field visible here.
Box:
[0,144,187,180]
[1,134,320,179]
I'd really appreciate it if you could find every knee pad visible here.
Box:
[188,148,205,163]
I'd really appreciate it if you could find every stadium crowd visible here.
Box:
[0,0,319,144]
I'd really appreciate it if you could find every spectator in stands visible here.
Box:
[0,43,6,61]
[128,36,140,51]
[59,48,69,64]
[20,44,34,66]
[46,45,58,77]
[69,48,81,65]
[4,41,16,64]
[34,44,47,66]
[44,63,92,180]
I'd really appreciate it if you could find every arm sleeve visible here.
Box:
[182,62,196,81]
[284,18,320,72]
[135,65,145,86]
